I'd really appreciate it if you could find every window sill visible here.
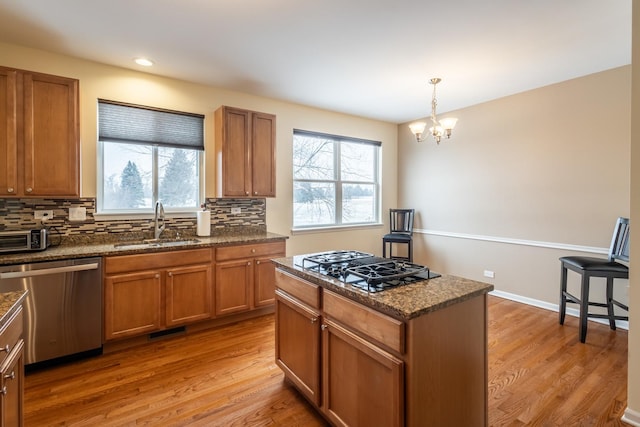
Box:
[291,223,383,235]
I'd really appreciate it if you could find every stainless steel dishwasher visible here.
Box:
[0,257,103,366]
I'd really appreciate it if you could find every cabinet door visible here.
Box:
[250,112,276,197]
[275,290,321,405]
[22,72,79,197]
[254,256,279,307]
[166,264,213,327]
[0,67,18,198]
[0,339,23,427]
[104,271,162,340]
[322,319,404,427]
[218,107,250,197]
[215,259,251,316]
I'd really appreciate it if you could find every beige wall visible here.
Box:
[399,66,631,307]
[627,0,639,422]
[0,41,398,257]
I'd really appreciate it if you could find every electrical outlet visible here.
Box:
[231,207,241,214]
[69,207,87,221]
[483,270,495,278]
[34,210,54,220]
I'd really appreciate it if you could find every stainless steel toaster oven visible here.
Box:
[0,229,49,253]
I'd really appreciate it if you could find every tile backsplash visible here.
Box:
[0,198,266,244]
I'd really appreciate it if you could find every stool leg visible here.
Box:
[559,264,568,325]
[606,277,617,331]
[579,273,590,343]
[383,240,386,258]
[408,240,413,263]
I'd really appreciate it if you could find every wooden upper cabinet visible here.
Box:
[0,65,79,198]
[214,106,276,198]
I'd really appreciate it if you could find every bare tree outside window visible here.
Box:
[293,130,380,228]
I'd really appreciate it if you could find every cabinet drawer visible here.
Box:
[275,269,320,309]
[105,248,212,274]
[0,308,23,365]
[215,241,285,262]
[323,290,404,354]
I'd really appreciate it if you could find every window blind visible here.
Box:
[98,99,204,150]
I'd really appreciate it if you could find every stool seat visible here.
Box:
[560,256,628,274]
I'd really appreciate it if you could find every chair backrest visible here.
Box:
[389,209,414,235]
[608,217,630,262]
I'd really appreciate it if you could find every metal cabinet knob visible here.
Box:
[4,371,14,380]
[256,260,261,265]
[245,191,249,195]
[0,386,6,395]
[254,191,258,195]
[167,272,173,277]
[321,324,327,331]
[26,187,32,193]
[0,345,10,353]
[311,317,317,324]
[7,188,13,193]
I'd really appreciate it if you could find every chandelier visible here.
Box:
[409,78,458,144]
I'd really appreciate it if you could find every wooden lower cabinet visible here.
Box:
[215,241,286,316]
[0,307,24,427]
[322,319,403,427]
[104,249,212,341]
[275,290,321,405]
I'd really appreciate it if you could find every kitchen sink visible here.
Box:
[113,238,201,249]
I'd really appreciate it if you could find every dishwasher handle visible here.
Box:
[0,263,100,280]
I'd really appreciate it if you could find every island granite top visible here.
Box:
[0,291,28,329]
[0,232,287,266]
[272,255,494,321]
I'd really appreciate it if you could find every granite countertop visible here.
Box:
[0,291,28,329]
[272,255,494,321]
[0,232,288,266]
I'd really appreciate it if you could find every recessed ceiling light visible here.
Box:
[134,58,154,67]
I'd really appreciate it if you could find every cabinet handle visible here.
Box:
[0,345,10,353]
[3,371,14,381]
[256,260,260,265]
[254,191,258,195]
[155,274,160,279]
[311,317,317,324]
[7,188,13,193]
[251,249,256,253]
[245,191,249,195]
[321,324,327,331]
[26,187,32,193]
[247,262,251,266]
[168,272,173,277]
[0,386,5,395]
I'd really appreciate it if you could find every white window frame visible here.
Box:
[292,129,381,230]
[96,100,204,216]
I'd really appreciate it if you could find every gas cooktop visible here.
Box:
[298,250,440,293]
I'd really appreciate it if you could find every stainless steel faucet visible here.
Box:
[154,201,165,239]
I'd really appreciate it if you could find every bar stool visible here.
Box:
[382,209,414,262]
[559,217,630,343]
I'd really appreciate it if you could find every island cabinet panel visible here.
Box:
[0,307,24,427]
[323,290,404,355]
[104,249,213,341]
[275,289,321,406]
[322,319,403,427]
[214,106,276,198]
[214,241,286,316]
[405,295,488,427]
[0,65,79,198]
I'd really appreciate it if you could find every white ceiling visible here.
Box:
[0,0,632,123]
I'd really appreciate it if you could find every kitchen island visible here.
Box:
[273,254,494,427]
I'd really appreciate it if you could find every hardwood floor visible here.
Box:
[24,296,629,426]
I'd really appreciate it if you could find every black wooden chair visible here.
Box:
[559,217,630,343]
[382,209,414,262]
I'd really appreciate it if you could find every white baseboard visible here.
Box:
[489,289,629,330]
[622,408,640,426]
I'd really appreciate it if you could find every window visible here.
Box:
[97,100,204,213]
[293,129,380,229]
